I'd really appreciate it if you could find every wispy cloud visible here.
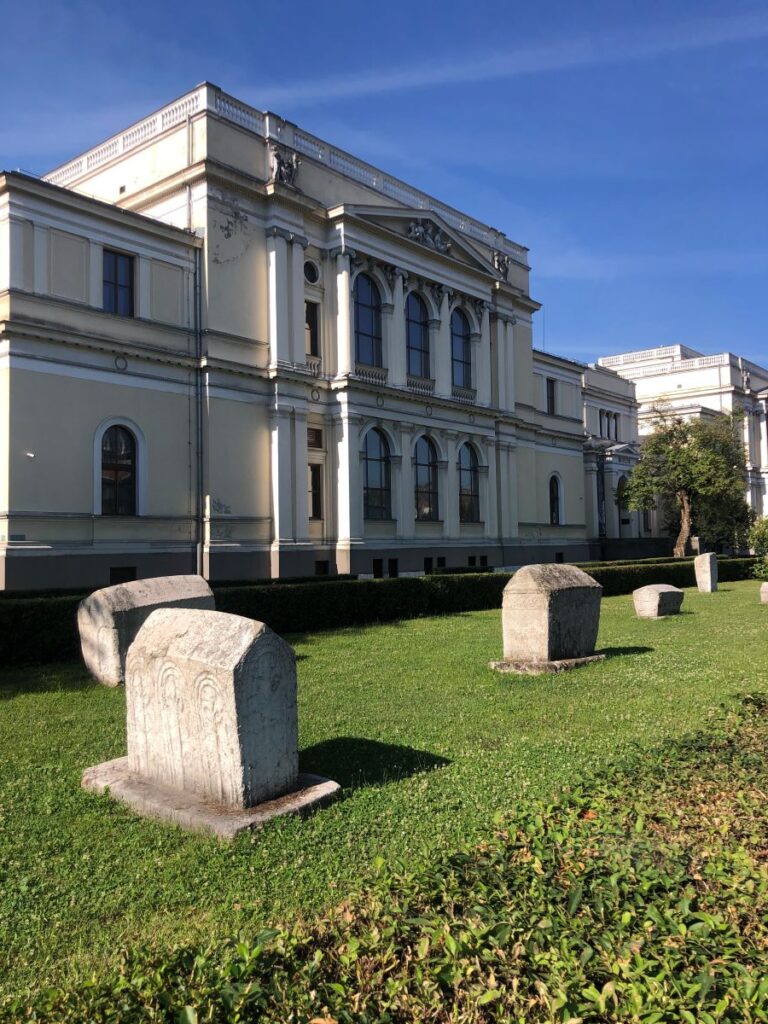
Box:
[241,11,768,108]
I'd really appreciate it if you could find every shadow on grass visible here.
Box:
[0,663,96,700]
[599,645,654,659]
[300,737,450,790]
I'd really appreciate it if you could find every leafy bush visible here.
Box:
[748,517,768,580]
[12,697,768,1023]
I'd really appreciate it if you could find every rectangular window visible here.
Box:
[546,377,557,415]
[103,249,134,317]
[423,557,433,575]
[314,559,329,576]
[388,558,399,578]
[480,555,488,568]
[372,558,384,579]
[305,301,320,357]
[437,556,446,568]
[468,555,477,567]
[307,427,323,450]
[308,464,323,520]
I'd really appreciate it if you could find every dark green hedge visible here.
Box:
[0,558,757,667]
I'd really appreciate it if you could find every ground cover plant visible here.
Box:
[0,579,766,1017]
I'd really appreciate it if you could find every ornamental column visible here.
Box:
[267,229,291,367]
[492,314,506,410]
[505,317,517,412]
[475,302,492,406]
[335,408,363,544]
[398,424,415,539]
[484,436,499,537]
[388,268,407,388]
[335,250,353,378]
[290,236,308,365]
[270,407,294,543]
[435,288,452,398]
[293,410,309,542]
[444,431,460,539]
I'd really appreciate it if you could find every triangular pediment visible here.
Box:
[330,204,503,278]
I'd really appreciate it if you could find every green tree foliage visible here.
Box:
[748,516,768,579]
[623,410,753,557]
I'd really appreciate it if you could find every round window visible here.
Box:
[304,261,320,284]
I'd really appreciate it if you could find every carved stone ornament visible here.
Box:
[407,218,452,254]
[493,250,511,280]
[270,146,301,187]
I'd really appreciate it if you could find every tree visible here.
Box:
[748,517,768,580]
[623,410,752,558]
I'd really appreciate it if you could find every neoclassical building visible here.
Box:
[0,83,646,590]
[600,345,768,519]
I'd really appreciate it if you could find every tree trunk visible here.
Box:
[674,490,692,558]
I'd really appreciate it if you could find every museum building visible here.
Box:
[0,83,646,590]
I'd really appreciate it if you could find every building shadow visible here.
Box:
[0,664,96,701]
[300,737,450,790]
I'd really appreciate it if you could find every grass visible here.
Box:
[0,580,766,1005]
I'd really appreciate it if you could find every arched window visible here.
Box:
[406,293,430,379]
[354,274,382,367]
[101,425,137,515]
[549,475,561,526]
[459,443,480,523]
[451,309,472,389]
[415,436,439,521]
[363,428,391,520]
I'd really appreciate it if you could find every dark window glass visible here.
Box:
[459,443,480,523]
[309,464,323,520]
[354,274,382,367]
[307,427,323,450]
[406,293,430,378]
[549,475,560,526]
[424,556,433,574]
[315,559,329,576]
[363,428,391,520]
[642,508,651,532]
[437,556,446,568]
[304,261,319,284]
[613,413,620,441]
[468,555,477,567]
[101,425,137,515]
[388,558,399,578]
[372,558,384,579]
[546,377,557,415]
[305,301,320,357]
[103,250,134,317]
[480,555,488,567]
[414,435,439,521]
[451,309,472,388]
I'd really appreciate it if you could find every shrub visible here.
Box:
[748,517,768,579]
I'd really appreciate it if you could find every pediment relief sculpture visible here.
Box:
[407,218,452,254]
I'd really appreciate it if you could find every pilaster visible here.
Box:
[398,425,415,539]
[435,289,452,398]
[290,237,307,364]
[388,268,407,387]
[267,230,291,366]
[336,410,363,542]
[335,252,353,377]
[293,410,309,541]
[270,407,294,542]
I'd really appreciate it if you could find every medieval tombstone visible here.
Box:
[761,582,768,605]
[694,553,718,593]
[77,575,215,686]
[82,607,339,838]
[633,583,684,619]
[490,563,604,675]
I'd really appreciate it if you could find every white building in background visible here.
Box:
[0,83,651,591]
[599,345,768,518]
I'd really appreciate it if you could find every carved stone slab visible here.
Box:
[78,575,215,686]
[633,584,684,619]
[493,564,602,672]
[761,582,768,605]
[694,553,718,593]
[125,608,298,809]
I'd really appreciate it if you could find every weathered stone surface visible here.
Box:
[78,575,215,686]
[489,653,606,676]
[82,759,340,839]
[498,563,603,666]
[694,553,718,593]
[761,582,768,605]
[633,583,684,618]
[126,608,298,808]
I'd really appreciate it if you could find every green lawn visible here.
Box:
[0,580,766,1001]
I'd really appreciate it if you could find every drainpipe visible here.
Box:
[194,246,205,577]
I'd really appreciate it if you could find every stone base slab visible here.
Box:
[82,757,340,839]
[489,653,606,676]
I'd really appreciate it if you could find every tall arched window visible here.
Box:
[415,436,439,521]
[354,273,382,367]
[363,428,391,520]
[459,443,480,523]
[549,475,561,526]
[406,293,430,379]
[451,309,472,389]
[102,425,137,515]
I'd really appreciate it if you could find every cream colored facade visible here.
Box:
[599,345,768,518]
[0,83,647,590]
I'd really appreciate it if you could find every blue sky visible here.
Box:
[3,0,767,367]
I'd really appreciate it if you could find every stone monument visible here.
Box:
[82,608,340,838]
[694,553,718,593]
[761,582,768,605]
[490,563,604,675]
[633,583,684,619]
[77,575,215,686]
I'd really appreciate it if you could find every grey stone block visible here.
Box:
[78,575,215,686]
[694,553,718,593]
[496,563,602,669]
[633,583,684,618]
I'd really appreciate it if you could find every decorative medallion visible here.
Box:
[310,388,320,402]
[114,356,128,371]
[425,404,433,417]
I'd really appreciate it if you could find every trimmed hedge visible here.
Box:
[0,558,757,667]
